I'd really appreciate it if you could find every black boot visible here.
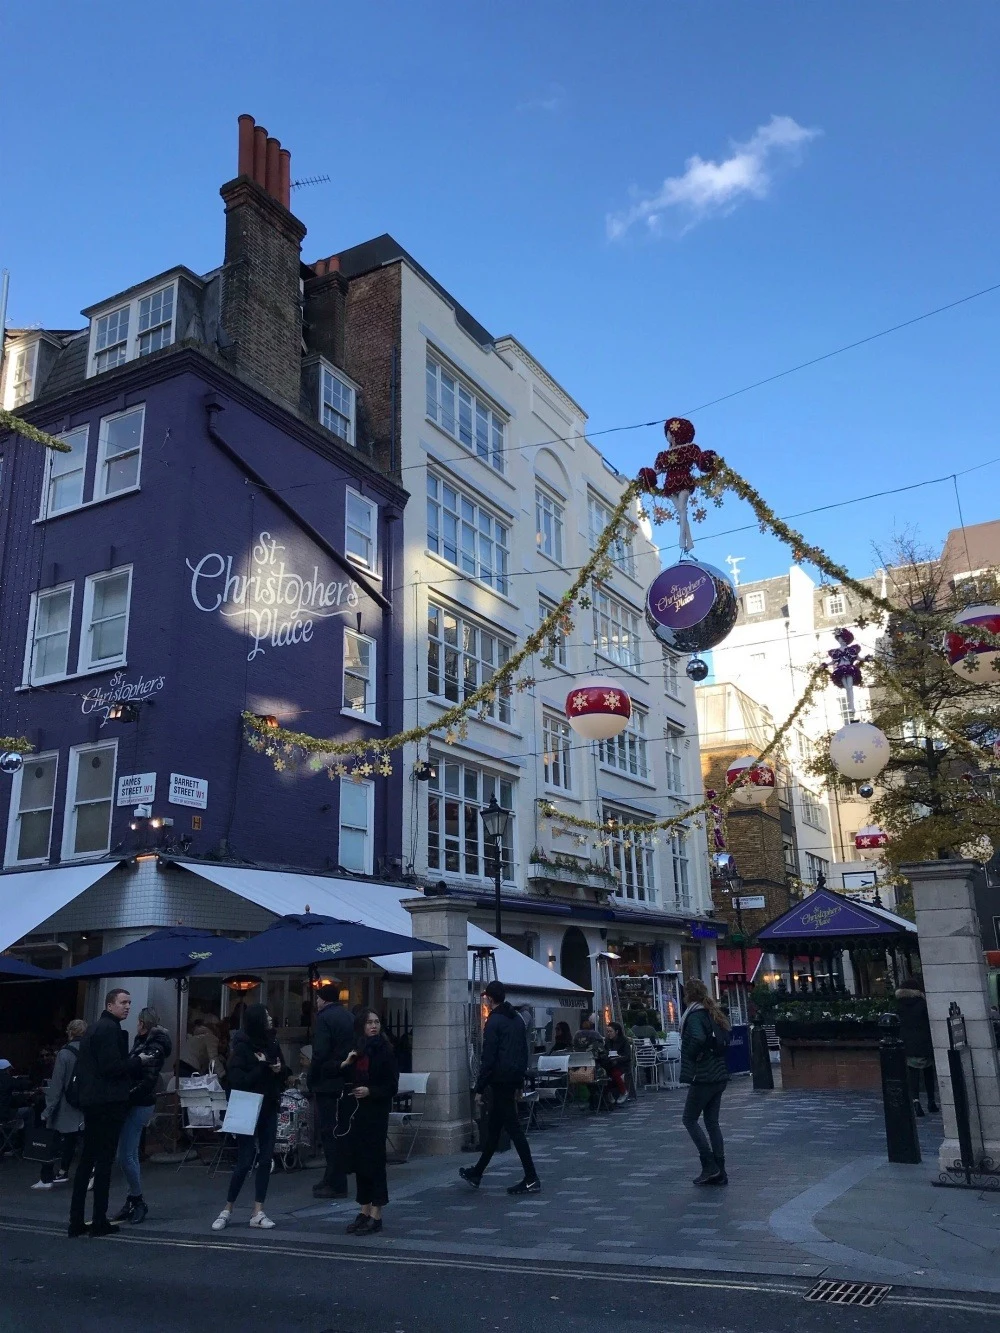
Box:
[111,1196,136,1223]
[913,1099,926,1118]
[693,1156,722,1185]
[129,1197,148,1225]
[709,1156,728,1186]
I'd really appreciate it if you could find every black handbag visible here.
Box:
[24,1123,59,1163]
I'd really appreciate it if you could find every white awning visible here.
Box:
[0,863,121,953]
[179,863,589,999]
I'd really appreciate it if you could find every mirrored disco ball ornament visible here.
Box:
[858,783,874,799]
[645,559,738,655]
[829,722,890,782]
[944,604,1000,682]
[686,656,709,682]
[0,751,24,776]
[565,677,632,741]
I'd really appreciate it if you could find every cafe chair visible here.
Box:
[387,1072,430,1163]
[0,1116,24,1161]
[634,1042,662,1092]
[659,1032,682,1089]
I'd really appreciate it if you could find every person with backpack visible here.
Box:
[679,977,731,1186]
[32,1019,87,1190]
[111,1007,172,1225]
[459,980,540,1195]
[69,989,153,1237]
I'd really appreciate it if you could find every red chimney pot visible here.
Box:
[265,137,280,199]
[252,126,267,188]
[278,148,291,209]
[237,114,255,178]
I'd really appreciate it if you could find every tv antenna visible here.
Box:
[290,174,331,191]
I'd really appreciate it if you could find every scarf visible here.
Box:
[679,1002,705,1035]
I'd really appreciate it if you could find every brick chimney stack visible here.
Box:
[220,114,306,405]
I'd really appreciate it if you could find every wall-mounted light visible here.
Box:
[413,761,435,782]
[547,950,556,969]
[251,714,279,729]
[107,703,140,723]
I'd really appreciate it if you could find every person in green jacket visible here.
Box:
[679,978,731,1186]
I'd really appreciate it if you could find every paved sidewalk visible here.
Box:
[3,1081,999,1295]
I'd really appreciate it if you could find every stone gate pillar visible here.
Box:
[403,897,472,1155]
[905,859,1000,1174]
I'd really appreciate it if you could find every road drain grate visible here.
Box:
[805,1280,892,1307]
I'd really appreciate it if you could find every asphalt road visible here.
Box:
[1,1223,997,1333]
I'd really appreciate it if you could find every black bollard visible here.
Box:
[878,1011,921,1164]
[750,1022,774,1090]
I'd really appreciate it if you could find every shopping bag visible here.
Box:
[221,1090,263,1136]
[180,1069,224,1127]
[23,1124,59,1163]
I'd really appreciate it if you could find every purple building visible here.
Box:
[0,117,412,1044]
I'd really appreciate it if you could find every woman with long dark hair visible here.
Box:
[211,1003,288,1231]
[679,978,731,1186]
[341,1009,398,1235]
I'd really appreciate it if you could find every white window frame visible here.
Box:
[426,472,510,595]
[62,740,118,861]
[95,404,144,501]
[425,350,506,475]
[426,602,513,725]
[800,789,826,832]
[23,582,75,685]
[40,424,90,519]
[745,591,766,616]
[805,852,829,885]
[662,647,681,700]
[539,597,568,669]
[603,803,656,903]
[343,628,377,721]
[4,340,38,409]
[78,566,132,674]
[535,486,565,565]
[825,592,846,616]
[671,829,690,909]
[338,778,375,875]
[588,491,636,578]
[663,725,683,794]
[345,488,377,571]
[87,280,177,376]
[542,711,573,791]
[598,706,650,780]
[320,365,357,445]
[593,584,642,672]
[426,754,515,882]
[4,751,58,867]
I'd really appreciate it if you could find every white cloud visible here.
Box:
[517,83,566,114]
[607,115,820,240]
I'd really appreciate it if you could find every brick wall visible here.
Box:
[343,264,402,477]
[703,749,791,936]
[219,176,307,409]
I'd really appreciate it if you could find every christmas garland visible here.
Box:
[0,738,33,754]
[0,409,72,453]
[538,662,830,836]
[244,478,642,776]
[870,660,996,767]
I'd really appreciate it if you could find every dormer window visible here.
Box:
[321,366,356,444]
[5,342,38,408]
[88,280,176,376]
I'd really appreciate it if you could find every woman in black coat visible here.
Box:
[211,1004,289,1231]
[341,1009,399,1235]
[895,976,939,1115]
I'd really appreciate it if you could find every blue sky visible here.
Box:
[3,2,998,584]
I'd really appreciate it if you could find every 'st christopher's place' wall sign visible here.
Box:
[186,532,361,660]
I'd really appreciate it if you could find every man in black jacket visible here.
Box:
[308,983,356,1198]
[69,989,149,1238]
[459,981,540,1195]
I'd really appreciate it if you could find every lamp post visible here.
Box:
[480,795,512,941]
[714,853,747,981]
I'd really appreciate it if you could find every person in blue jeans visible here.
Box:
[211,1005,288,1231]
[113,1007,172,1224]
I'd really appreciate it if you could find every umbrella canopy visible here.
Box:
[59,926,238,979]
[0,956,60,980]
[190,913,447,975]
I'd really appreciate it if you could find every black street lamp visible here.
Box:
[714,852,747,981]
[480,795,512,940]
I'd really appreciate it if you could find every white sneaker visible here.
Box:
[249,1212,275,1229]
[211,1210,231,1231]
[52,1173,69,1185]
[31,1180,53,1191]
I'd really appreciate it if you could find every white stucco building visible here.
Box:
[330,238,718,1006]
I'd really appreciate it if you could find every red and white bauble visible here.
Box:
[565,678,632,741]
[855,825,888,851]
[945,605,1000,683]
[725,756,776,806]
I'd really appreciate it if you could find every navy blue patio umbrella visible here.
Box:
[58,926,237,980]
[190,913,446,977]
[0,956,59,980]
